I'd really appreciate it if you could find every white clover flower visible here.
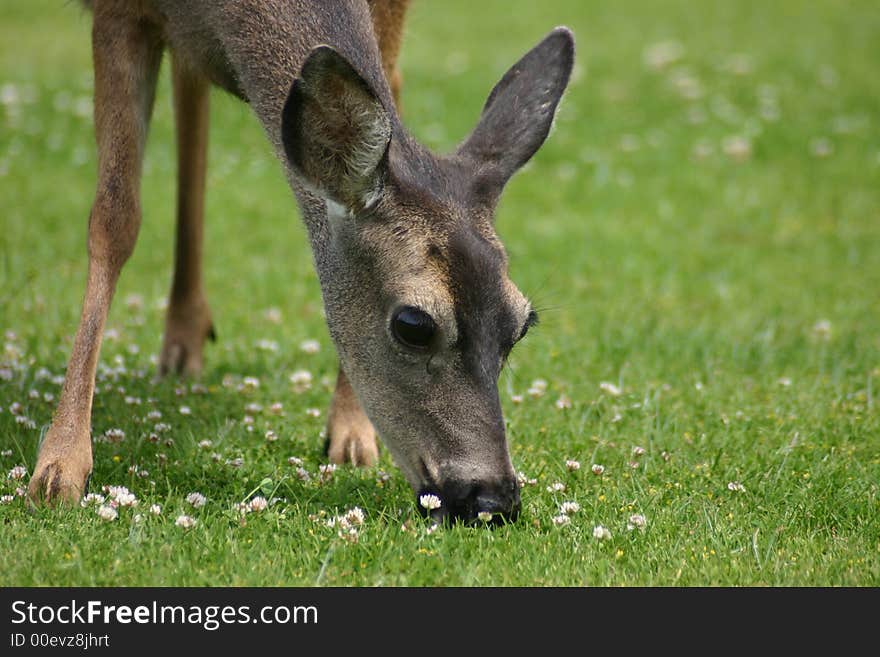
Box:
[79,493,104,508]
[264,307,282,324]
[565,459,581,472]
[8,465,27,480]
[419,494,442,511]
[510,394,524,404]
[642,40,684,71]
[268,402,284,416]
[288,456,303,467]
[345,507,365,526]
[306,408,321,418]
[546,482,566,493]
[1,449,12,457]
[812,319,832,340]
[226,457,244,468]
[632,445,646,457]
[289,370,313,393]
[175,514,197,529]
[256,339,279,352]
[105,485,137,507]
[8,402,23,415]
[295,467,311,482]
[15,416,36,429]
[124,293,144,311]
[197,439,212,449]
[146,410,162,421]
[186,492,207,508]
[179,406,191,416]
[1,494,15,504]
[810,137,833,158]
[241,376,260,391]
[248,496,268,513]
[599,381,622,397]
[104,428,125,443]
[149,504,162,515]
[244,402,262,414]
[477,511,494,522]
[265,430,278,442]
[559,501,580,515]
[722,135,752,163]
[96,505,118,522]
[727,481,746,493]
[153,422,171,433]
[627,514,647,531]
[591,464,605,476]
[516,471,538,488]
[552,515,571,527]
[116,493,137,507]
[592,525,612,540]
[555,395,572,410]
[527,378,548,398]
[300,339,321,354]
[339,527,359,543]
[318,463,336,482]
[777,377,792,387]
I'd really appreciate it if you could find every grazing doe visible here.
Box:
[29,0,574,524]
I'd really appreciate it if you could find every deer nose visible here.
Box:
[417,478,521,525]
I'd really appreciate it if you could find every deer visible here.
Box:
[27,0,574,525]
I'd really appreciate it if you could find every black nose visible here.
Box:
[417,478,521,526]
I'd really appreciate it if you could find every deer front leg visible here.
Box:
[325,368,379,466]
[28,8,162,505]
[159,54,214,377]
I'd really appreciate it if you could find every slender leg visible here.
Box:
[368,0,410,108]
[325,368,379,467]
[324,0,410,465]
[158,54,214,376]
[28,5,163,505]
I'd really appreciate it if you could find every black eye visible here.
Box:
[391,306,437,350]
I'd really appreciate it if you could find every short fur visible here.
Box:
[29,0,574,524]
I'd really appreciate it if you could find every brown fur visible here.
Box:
[31,0,574,524]
[30,0,409,504]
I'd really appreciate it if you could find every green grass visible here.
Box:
[1,0,879,586]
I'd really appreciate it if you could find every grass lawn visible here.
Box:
[1,0,878,586]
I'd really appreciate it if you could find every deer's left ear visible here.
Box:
[457,27,574,196]
[282,46,392,210]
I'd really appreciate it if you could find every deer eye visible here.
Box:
[391,307,437,350]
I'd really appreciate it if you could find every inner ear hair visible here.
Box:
[281,46,392,211]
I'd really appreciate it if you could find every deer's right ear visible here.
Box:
[281,46,392,211]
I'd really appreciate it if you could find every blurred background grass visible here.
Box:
[0,0,878,585]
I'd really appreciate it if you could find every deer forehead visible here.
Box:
[359,214,528,339]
